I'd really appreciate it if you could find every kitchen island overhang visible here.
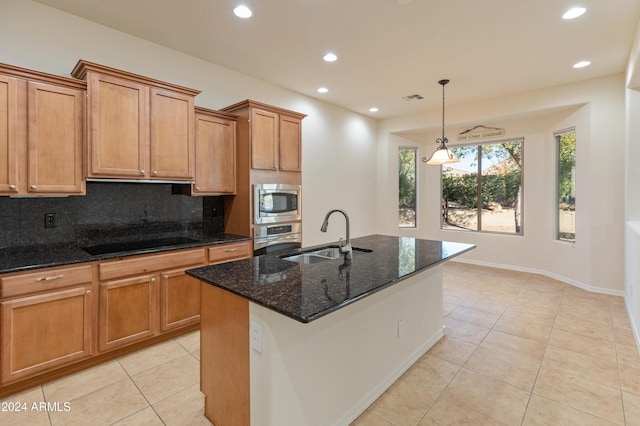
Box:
[187,234,475,323]
[187,235,474,426]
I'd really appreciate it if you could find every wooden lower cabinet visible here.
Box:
[97,249,206,352]
[0,241,251,391]
[99,274,157,352]
[1,285,92,383]
[208,241,252,264]
[160,268,201,332]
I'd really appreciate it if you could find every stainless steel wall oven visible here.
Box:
[253,223,301,256]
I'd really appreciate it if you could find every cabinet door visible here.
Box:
[194,113,236,194]
[279,115,302,172]
[0,74,20,195]
[27,81,85,194]
[160,267,201,332]
[87,73,149,178]
[1,286,92,383]
[150,88,195,179]
[250,108,278,170]
[99,274,157,352]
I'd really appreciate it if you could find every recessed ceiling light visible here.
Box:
[369,107,379,112]
[323,53,338,62]
[317,87,328,93]
[234,5,252,18]
[573,60,591,69]
[563,7,586,20]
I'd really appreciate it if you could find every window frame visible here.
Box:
[398,146,419,229]
[554,128,576,243]
[440,138,524,236]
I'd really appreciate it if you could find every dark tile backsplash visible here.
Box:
[0,182,225,249]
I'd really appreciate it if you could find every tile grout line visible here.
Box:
[612,297,629,426]
[519,285,563,425]
[114,354,167,425]
[42,384,53,426]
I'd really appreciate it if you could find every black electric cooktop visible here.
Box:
[81,237,200,256]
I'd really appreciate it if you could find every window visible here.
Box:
[399,148,417,228]
[556,129,576,242]
[441,139,523,234]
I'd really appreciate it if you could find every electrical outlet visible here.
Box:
[45,213,57,228]
[250,322,263,353]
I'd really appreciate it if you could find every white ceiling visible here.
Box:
[35,0,640,119]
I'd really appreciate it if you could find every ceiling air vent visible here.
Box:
[402,94,424,102]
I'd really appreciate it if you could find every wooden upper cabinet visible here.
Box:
[27,81,85,194]
[72,60,200,181]
[86,72,149,178]
[279,115,302,172]
[151,88,195,179]
[0,63,86,196]
[193,107,237,194]
[0,74,20,194]
[222,100,306,173]
[251,108,279,170]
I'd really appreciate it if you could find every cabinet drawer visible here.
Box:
[208,242,252,264]
[99,249,205,281]
[1,265,93,299]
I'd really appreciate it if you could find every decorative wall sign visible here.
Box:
[457,125,505,141]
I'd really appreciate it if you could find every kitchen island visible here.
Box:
[187,234,474,426]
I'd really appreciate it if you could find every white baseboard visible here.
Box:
[625,297,640,356]
[451,258,625,297]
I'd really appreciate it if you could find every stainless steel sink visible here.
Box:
[281,245,371,264]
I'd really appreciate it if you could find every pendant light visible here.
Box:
[422,79,459,165]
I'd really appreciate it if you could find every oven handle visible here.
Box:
[254,234,302,250]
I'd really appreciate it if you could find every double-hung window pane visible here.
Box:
[399,148,417,228]
[556,130,576,242]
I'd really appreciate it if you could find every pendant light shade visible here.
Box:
[423,79,459,165]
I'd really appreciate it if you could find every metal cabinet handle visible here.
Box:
[86,290,92,295]
[223,248,238,252]
[163,274,169,280]
[151,277,156,283]
[30,185,37,190]
[195,186,201,191]
[152,171,158,176]
[140,170,145,175]
[9,184,16,190]
[35,274,63,282]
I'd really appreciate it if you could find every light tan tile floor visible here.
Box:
[1,263,639,425]
[355,263,640,425]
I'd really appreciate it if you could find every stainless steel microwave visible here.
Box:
[254,183,301,224]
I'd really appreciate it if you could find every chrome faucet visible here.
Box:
[320,209,352,259]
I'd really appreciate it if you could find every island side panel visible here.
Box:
[200,283,250,426]
[249,266,444,425]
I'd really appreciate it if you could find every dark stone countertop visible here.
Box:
[0,232,251,274]
[187,234,475,323]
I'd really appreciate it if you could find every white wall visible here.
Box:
[0,0,378,248]
[625,18,640,349]
[249,266,443,425]
[377,75,626,295]
[0,1,632,298]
